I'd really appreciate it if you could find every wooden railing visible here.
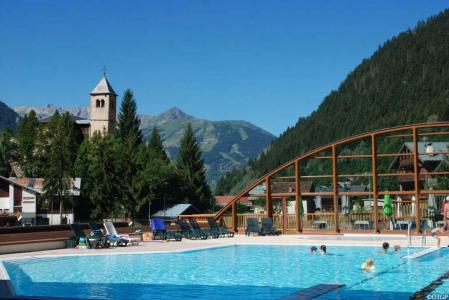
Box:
[185,202,440,233]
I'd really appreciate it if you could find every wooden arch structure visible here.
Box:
[214,122,449,233]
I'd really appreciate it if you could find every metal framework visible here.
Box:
[215,122,449,233]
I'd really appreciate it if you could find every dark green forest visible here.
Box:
[216,9,449,195]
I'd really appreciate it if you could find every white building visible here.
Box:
[0,175,81,225]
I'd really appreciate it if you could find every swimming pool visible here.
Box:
[2,245,448,299]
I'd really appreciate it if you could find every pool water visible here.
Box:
[3,245,449,299]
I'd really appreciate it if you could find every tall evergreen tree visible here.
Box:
[43,112,78,224]
[16,110,40,177]
[0,129,17,177]
[176,124,212,211]
[117,89,145,221]
[148,126,169,163]
[118,89,143,144]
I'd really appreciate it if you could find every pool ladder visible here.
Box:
[407,221,427,247]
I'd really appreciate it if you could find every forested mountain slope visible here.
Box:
[216,9,449,195]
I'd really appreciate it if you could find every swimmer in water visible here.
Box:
[431,226,447,248]
[361,258,376,271]
[320,245,327,255]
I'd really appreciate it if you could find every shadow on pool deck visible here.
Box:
[7,279,302,300]
[6,281,419,300]
[317,288,412,300]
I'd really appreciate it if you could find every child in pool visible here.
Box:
[431,226,447,248]
[361,258,376,271]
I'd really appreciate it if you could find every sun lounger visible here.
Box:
[353,220,372,230]
[88,222,123,248]
[103,221,139,246]
[261,217,281,235]
[177,219,207,239]
[207,217,234,237]
[150,218,182,241]
[312,220,327,229]
[245,218,263,236]
[69,223,99,249]
[189,218,218,238]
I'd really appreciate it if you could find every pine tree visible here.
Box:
[118,89,143,144]
[0,129,16,177]
[117,89,145,221]
[43,112,78,224]
[176,124,212,211]
[16,110,40,177]
[148,126,169,163]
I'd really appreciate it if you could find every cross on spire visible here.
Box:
[102,66,107,78]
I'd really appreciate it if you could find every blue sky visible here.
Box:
[0,1,448,135]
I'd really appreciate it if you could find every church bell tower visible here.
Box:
[89,75,117,137]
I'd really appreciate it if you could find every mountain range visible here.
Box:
[12,104,274,186]
[0,101,21,133]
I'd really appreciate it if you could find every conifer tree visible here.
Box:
[16,110,40,177]
[176,124,212,211]
[43,112,78,224]
[117,89,145,221]
[118,89,143,144]
[148,126,169,163]
[0,129,16,177]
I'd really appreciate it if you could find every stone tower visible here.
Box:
[89,76,117,137]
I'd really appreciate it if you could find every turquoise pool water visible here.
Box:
[3,245,449,299]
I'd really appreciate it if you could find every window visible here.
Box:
[96,99,100,108]
[101,99,105,108]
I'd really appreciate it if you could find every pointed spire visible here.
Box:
[90,76,117,96]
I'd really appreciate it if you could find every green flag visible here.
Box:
[383,193,393,217]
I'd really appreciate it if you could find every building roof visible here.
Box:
[39,115,87,123]
[0,175,39,195]
[75,119,90,125]
[152,204,199,218]
[7,177,81,196]
[215,196,251,206]
[91,77,117,96]
[403,142,449,162]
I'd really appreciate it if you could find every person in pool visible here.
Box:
[310,246,318,253]
[394,245,401,252]
[382,242,390,253]
[431,226,447,248]
[361,258,376,271]
[320,245,327,255]
[444,196,449,229]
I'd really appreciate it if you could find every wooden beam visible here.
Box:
[266,176,273,219]
[371,134,379,233]
[378,173,416,177]
[281,197,287,234]
[337,154,372,159]
[377,153,414,158]
[412,127,421,232]
[301,175,333,179]
[232,202,238,232]
[332,145,339,232]
[295,160,302,232]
